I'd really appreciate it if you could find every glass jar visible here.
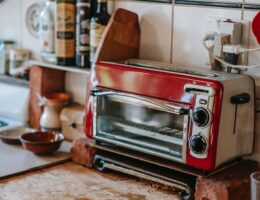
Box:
[0,40,5,74]
[0,40,16,75]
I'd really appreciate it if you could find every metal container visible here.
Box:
[251,171,260,200]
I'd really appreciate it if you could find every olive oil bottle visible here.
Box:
[56,0,76,66]
[89,0,110,65]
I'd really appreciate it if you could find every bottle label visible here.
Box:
[90,22,106,62]
[39,22,55,53]
[76,3,90,55]
[56,3,75,58]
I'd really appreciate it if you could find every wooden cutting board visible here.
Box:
[0,140,71,179]
[93,8,141,63]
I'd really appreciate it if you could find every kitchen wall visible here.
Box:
[0,0,114,105]
[113,0,260,165]
[0,0,260,162]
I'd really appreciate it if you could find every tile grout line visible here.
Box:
[20,0,23,49]
[170,0,175,64]
[241,0,245,20]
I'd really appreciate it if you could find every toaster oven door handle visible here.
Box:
[91,90,189,115]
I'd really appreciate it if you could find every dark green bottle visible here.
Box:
[89,0,110,65]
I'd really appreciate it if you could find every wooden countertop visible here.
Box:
[0,162,180,200]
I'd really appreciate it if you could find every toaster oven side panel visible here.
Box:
[215,76,255,167]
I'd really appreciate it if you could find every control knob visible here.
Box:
[189,134,207,155]
[192,107,210,127]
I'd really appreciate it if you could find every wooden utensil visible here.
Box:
[93,8,141,63]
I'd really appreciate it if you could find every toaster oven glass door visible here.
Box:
[92,90,190,163]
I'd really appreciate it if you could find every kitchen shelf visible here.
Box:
[30,60,91,75]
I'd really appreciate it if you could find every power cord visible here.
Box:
[203,33,260,71]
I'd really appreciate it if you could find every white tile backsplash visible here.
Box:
[0,0,89,105]
[244,10,260,66]
[245,0,260,5]
[22,0,45,60]
[114,0,173,62]
[0,0,22,47]
[172,5,242,68]
[65,72,88,105]
[242,10,260,98]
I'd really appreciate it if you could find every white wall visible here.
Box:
[1,0,260,163]
[0,0,116,105]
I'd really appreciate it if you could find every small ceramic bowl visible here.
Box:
[0,127,36,144]
[20,131,64,154]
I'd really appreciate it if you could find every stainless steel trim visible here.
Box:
[92,90,189,115]
[182,116,189,163]
[98,130,182,156]
[102,161,188,192]
[105,59,219,78]
[94,136,184,163]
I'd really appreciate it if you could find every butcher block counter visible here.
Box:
[0,162,180,200]
[0,137,179,200]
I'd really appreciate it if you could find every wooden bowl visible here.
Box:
[20,131,64,154]
[44,93,70,104]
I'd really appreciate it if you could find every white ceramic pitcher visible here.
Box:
[38,92,69,132]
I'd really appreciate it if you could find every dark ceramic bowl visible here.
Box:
[0,127,36,144]
[20,131,64,154]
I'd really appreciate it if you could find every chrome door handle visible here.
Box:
[91,89,189,115]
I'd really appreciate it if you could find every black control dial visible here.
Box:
[189,134,207,155]
[192,107,210,127]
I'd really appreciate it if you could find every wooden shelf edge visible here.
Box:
[29,60,91,75]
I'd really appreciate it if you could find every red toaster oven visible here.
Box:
[85,59,255,171]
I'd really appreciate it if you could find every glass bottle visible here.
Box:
[39,0,55,54]
[0,40,5,74]
[0,40,15,75]
[75,0,91,68]
[89,0,110,65]
[56,0,76,66]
